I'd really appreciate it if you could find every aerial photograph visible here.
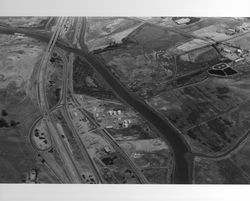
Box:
[0,16,250,184]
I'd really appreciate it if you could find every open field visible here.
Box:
[0,34,46,94]
[177,17,246,34]
[126,23,192,51]
[149,73,250,155]
[85,17,142,51]
[73,55,116,100]
[0,96,40,182]
[175,46,222,76]
[35,164,61,183]
[0,33,47,182]
[99,43,176,98]
[118,139,173,183]
[0,17,49,28]
[194,157,249,184]
[194,131,250,183]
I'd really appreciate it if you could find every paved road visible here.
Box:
[36,17,84,183]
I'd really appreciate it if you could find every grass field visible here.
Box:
[194,157,249,184]
[127,23,192,51]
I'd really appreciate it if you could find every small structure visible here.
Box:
[122,119,131,128]
[236,49,243,54]
[104,146,111,153]
[235,58,245,62]
[222,48,231,53]
[133,153,143,158]
[175,18,190,25]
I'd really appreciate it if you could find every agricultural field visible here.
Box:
[175,46,223,76]
[194,130,250,184]
[125,23,192,51]
[149,68,250,155]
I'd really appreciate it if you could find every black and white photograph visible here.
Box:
[0,0,250,200]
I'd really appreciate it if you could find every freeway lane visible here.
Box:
[36,17,84,183]
[61,107,104,183]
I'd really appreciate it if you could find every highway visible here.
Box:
[58,22,104,183]
[37,17,65,111]
[36,16,84,183]
[48,18,105,183]
[61,107,104,183]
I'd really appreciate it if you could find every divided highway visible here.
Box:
[36,17,84,183]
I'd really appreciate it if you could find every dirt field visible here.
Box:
[226,32,250,50]
[127,23,192,51]
[175,46,221,76]
[118,138,173,183]
[0,33,46,182]
[85,17,141,51]
[0,17,48,28]
[0,96,40,182]
[99,43,176,98]
[178,17,244,34]
[0,34,46,95]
